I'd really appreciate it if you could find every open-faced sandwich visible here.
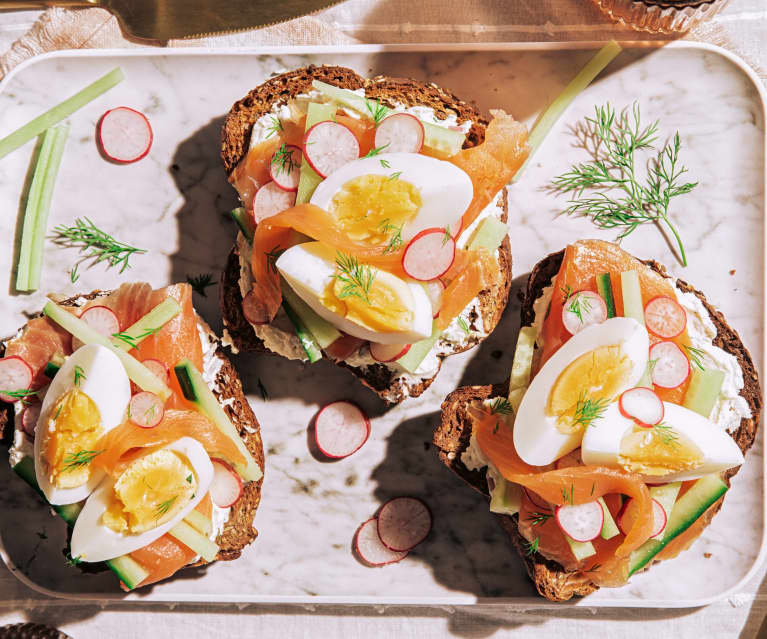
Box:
[219,65,529,403]
[435,239,761,601]
[0,282,264,591]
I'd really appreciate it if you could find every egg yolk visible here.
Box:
[321,265,414,333]
[619,425,704,476]
[42,389,103,489]
[547,345,633,434]
[102,449,197,534]
[329,174,422,246]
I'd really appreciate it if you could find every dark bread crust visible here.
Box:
[434,248,762,601]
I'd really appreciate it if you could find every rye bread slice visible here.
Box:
[0,289,264,572]
[219,65,513,403]
[434,249,762,601]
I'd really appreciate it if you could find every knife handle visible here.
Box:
[0,1,97,7]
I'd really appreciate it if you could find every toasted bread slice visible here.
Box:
[434,249,762,601]
[219,65,514,403]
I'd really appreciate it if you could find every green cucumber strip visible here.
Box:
[282,299,323,363]
[621,269,652,386]
[282,283,341,349]
[489,476,521,516]
[107,555,149,591]
[396,320,440,374]
[112,297,182,352]
[174,359,263,482]
[649,482,682,542]
[43,301,172,400]
[509,326,536,394]
[628,474,727,576]
[683,368,725,419]
[184,509,213,537]
[43,353,67,379]
[0,67,124,160]
[596,272,616,318]
[296,102,336,204]
[466,216,509,252]
[169,520,218,563]
[513,41,622,182]
[565,535,597,561]
[599,497,620,540]
[230,207,255,243]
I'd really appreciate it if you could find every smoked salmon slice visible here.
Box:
[4,318,72,384]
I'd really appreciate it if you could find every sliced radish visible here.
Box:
[269,144,302,192]
[252,181,297,223]
[422,279,445,318]
[401,228,456,281]
[523,487,552,511]
[555,500,604,542]
[72,305,120,351]
[242,290,271,325]
[617,498,666,538]
[619,387,664,426]
[374,113,424,153]
[555,448,582,470]
[315,400,370,458]
[644,296,687,339]
[650,499,668,538]
[355,518,408,566]
[377,497,432,552]
[369,342,411,363]
[0,356,33,403]
[303,121,360,178]
[98,107,153,163]
[561,290,607,335]
[324,334,366,361]
[128,391,164,428]
[141,359,170,385]
[210,458,243,507]
[21,403,41,440]
[649,341,690,389]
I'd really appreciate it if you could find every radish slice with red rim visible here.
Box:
[422,280,445,318]
[650,499,668,538]
[619,387,664,426]
[252,181,297,223]
[303,121,360,178]
[374,113,424,153]
[128,391,164,428]
[369,342,410,363]
[72,305,120,351]
[355,518,408,566]
[523,487,552,511]
[555,500,604,542]
[401,228,456,281]
[561,290,607,335]
[644,296,686,339]
[21,403,41,440]
[377,496,432,552]
[649,341,690,389]
[98,107,153,163]
[315,400,370,458]
[141,358,170,385]
[242,291,272,326]
[269,144,302,192]
[0,356,33,403]
[617,497,666,538]
[210,458,243,507]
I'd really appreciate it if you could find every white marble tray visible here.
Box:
[0,43,764,608]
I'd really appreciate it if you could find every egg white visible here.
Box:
[513,318,650,466]
[34,344,131,505]
[309,152,473,241]
[70,437,214,563]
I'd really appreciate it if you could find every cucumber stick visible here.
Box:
[282,299,322,363]
[230,207,255,243]
[598,497,620,540]
[169,520,219,563]
[510,327,536,393]
[397,321,440,374]
[113,297,182,352]
[184,509,213,537]
[565,535,597,561]
[296,102,336,204]
[467,216,509,252]
[683,368,725,419]
[43,353,67,379]
[282,283,341,349]
[596,272,616,318]
[489,476,521,516]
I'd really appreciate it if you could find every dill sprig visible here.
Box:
[365,97,389,126]
[573,392,608,429]
[155,496,178,517]
[333,252,375,304]
[552,103,697,267]
[585,563,602,573]
[187,273,216,297]
[264,115,283,139]
[52,217,147,274]
[652,422,679,448]
[70,263,80,283]
[270,143,298,175]
[490,397,514,416]
[457,316,470,334]
[561,484,575,506]
[265,246,283,275]
[442,226,453,246]
[378,219,403,254]
[364,143,390,158]
[526,512,553,526]
[523,536,540,556]
[111,327,160,350]
[61,449,103,473]
[388,171,402,181]
[561,289,592,326]
[257,378,269,401]
[0,388,37,401]
[379,158,391,169]
[73,364,86,387]
[684,345,706,371]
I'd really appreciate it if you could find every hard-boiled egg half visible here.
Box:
[277,241,433,344]
[34,344,131,505]
[71,437,213,562]
[582,401,744,482]
[514,318,649,466]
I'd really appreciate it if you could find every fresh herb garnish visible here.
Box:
[73,364,86,387]
[257,378,269,401]
[552,103,697,266]
[53,405,62,421]
[523,536,540,556]
[365,97,389,126]
[270,143,298,175]
[156,496,177,517]
[264,115,283,139]
[65,553,83,567]
[565,292,592,325]
[364,143,390,158]
[490,397,514,416]
[70,263,80,283]
[379,158,391,169]
[53,217,147,274]
[186,474,193,484]
[653,422,679,448]
[333,252,375,304]
[457,316,470,334]
[111,327,161,350]
[265,246,283,275]
[646,358,659,376]
[186,272,216,297]
[561,484,575,506]
[526,512,553,526]
[585,563,602,573]
[442,225,452,246]
[378,218,403,254]
[573,392,608,430]
[388,171,402,181]
[61,449,103,473]
[0,388,37,401]
[684,345,706,371]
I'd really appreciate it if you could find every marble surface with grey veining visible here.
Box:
[0,45,763,607]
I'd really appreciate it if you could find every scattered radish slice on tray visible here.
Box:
[644,295,686,339]
[0,356,33,403]
[422,279,445,318]
[21,403,41,440]
[555,500,604,542]
[377,496,432,552]
[619,387,664,426]
[98,107,153,163]
[242,290,272,325]
[210,458,243,507]
[523,487,552,511]
[374,113,424,153]
[315,400,370,458]
[369,342,411,363]
[649,340,690,389]
[303,121,360,178]
[252,181,297,223]
[72,305,120,351]
[269,144,302,192]
[561,290,607,335]
[128,391,164,428]
[401,228,456,281]
[355,518,408,566]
